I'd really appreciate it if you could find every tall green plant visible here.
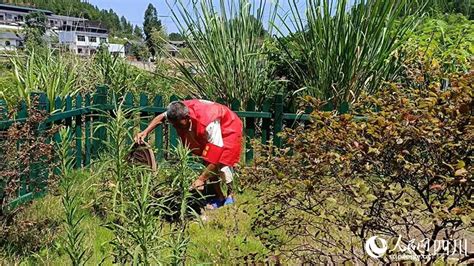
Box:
[279,0,424,109]
[57,128,90,265]
[9,48,79,110]
[95,98,136,215]
[160,142,205,265]
[94,46,140,95]
[168,0,279,106]
[107,167,167,265]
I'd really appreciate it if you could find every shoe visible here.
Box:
[224,196,235,206]
[206,198,225,210]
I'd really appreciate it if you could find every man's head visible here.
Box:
[166,101,190,130]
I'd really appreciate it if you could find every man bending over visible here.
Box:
[135,100,243,209]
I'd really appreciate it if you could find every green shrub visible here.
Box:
[245,71,473,264]
[403,14,474,74]
[0,108,58,258]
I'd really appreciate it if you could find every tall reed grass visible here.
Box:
[168,0,279,106]
[95,46,141,95]
[9,48,79,110]
[278,0,424,108]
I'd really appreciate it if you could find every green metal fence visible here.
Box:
[2,85,336,208]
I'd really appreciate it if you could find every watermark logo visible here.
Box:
[365,236,388,258]
[364,235,469,261]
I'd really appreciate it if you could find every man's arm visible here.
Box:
[135,112,166,144]
[199,162,222,182]
[191,120,225,190]
[191,162,222,190]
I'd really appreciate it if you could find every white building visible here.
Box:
[108,43,125,57]
[58,21,109,56]
[0,3,124,56]
[0,32,22,51]
[48,14,86,30]
[0,3,53,26]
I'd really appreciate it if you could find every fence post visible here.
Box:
[338,101,350,114]
[75,95,83,169]
[65,96,72,127]
[154,95,164,161]
[441,78,450,90]
[124,92,134,145]
[0,99,4,202]
[17,101,28,197]
[53,97,62,144]
[169,95,179,150]
[92,85,108,156]
[140,93,148,132]
[27,93,49,195]
[273,94,284,148]
[0,99,7,120]
[36,94,49,192]
[84,94,91,166]
[245,99,256,163]
[261,99,271,144]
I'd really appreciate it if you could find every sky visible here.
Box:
[89,0,179,32]
[88,0,310,34]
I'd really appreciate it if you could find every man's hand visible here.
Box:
[134,131,148,144]
[191,176,206,191]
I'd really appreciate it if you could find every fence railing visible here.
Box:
[1,85,332,208]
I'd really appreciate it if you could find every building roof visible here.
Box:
[0,3,53,15]
[0,32,22,40]
[108,43,124,53]
[169,41,185,45]
[165,43,179,52]
[49,14,88,22]
[58,20,108,33]
[125,39,145,46]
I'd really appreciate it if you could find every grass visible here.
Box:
[0,169,269,265]
[186,191,268,264]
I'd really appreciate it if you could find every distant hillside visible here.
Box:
[0,0,139,38]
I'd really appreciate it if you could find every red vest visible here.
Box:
[176,100,243,166]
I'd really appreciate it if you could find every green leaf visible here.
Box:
[460,215,471,225]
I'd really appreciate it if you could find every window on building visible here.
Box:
[77,48,83,54]
[5,41,11,46]
[100,37,107,43]
[77,35,85,42]
[0,15,4,21]
[89,36,97,43]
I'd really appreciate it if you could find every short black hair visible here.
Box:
[166,101,189,121]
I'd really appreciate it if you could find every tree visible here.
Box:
[23,11,47,49]
[130,42,150,61]
[143,3,162,56]
[133,26,143,39]
[149,28,167,57]
[4,0,137,37]
[120,15,133,34]
[168,32,184,41]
